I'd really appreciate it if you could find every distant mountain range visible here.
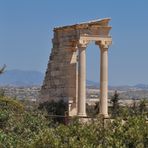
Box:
[0,70,100,87]
[0,70,44,86]
[134,84,148,89]
[0,70,148,90]
[86,80,99,88]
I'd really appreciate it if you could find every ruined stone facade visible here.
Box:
[40,18,112,116]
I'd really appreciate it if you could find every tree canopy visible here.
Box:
[0,95,148,147]
[0,65,6,74]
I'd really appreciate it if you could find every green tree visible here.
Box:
[139,98,147,115]
[0,89,5,97]
[111,90,120,117]
[0,64,6,74]
[38,99,68,123]
[0,96,50,147]
[131,98,139,115]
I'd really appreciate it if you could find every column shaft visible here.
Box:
[78,47,86,116]
[100,48,108,117]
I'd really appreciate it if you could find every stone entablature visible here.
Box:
[40,18,112,117]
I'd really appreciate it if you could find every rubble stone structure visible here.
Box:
[41,18,112,117]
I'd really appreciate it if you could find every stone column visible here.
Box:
[96,40,111,118]
[77,41,88,116]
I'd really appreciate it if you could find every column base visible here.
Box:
[77,114,87,123]
[77,113,87,117]
[99,113,109,119]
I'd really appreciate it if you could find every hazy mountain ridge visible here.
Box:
[0,70,148,100]
[0,70,44,86]
[0,70,148,90]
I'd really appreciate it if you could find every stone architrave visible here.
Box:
[40,18,112,117]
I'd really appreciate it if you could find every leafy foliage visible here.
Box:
[38,99,68,123]
[0,96,50,147]
[0,96,148,147]
[0,64,6,75]
[110,90,120,117]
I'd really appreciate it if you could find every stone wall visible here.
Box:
[40,28,78,115]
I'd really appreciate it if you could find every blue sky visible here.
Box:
[0,0,148,85]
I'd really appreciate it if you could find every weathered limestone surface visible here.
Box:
[41,27,78,116]
[40,18,112,117]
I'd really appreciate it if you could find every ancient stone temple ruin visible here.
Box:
[40,18,112,117]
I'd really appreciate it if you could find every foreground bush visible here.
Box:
[30,116,148,148]
[0,96,50,147]
[0,96,148,147]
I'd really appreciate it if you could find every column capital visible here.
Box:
[77,39,89,48]
[95,39,112,49]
